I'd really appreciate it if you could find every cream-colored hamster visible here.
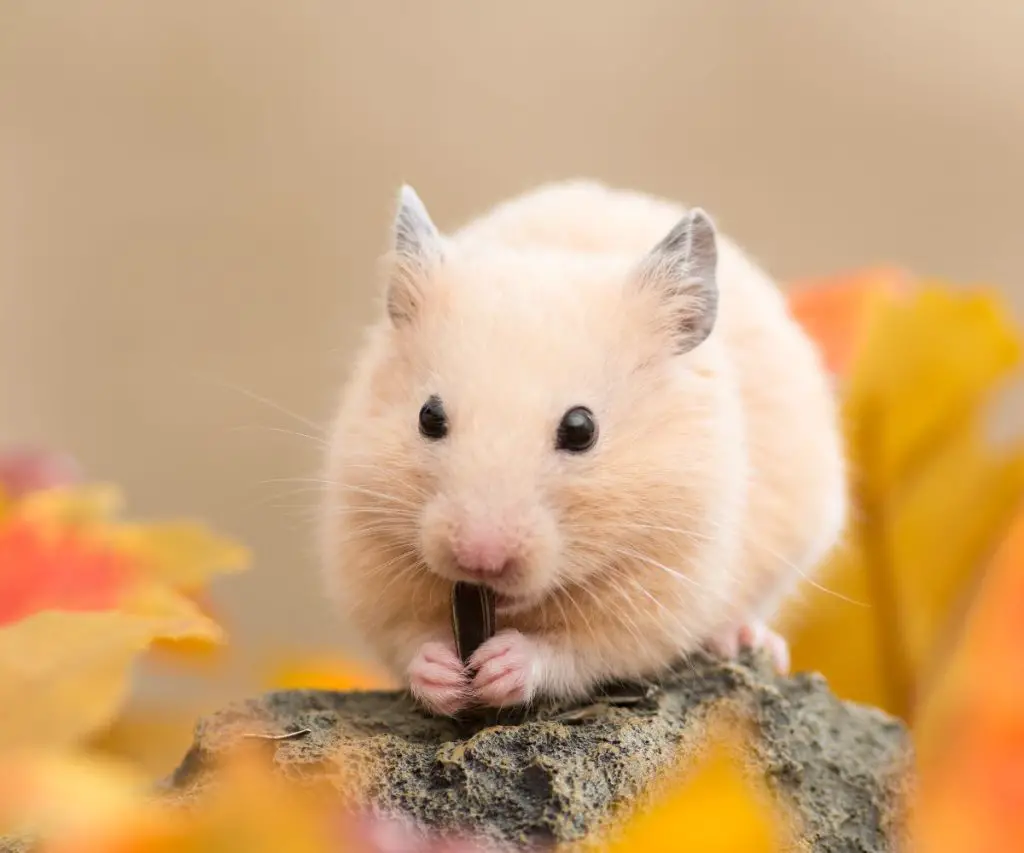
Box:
[321,180,847,716]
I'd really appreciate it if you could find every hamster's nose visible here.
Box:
[450,527,517,578]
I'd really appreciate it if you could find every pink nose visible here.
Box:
[450,529,516,577]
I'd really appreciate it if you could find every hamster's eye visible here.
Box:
[556,406,598,453]
[418,395,448,440]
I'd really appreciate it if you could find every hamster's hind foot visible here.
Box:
[706,620,790,675]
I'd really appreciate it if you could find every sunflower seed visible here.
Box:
[451,582,496,665]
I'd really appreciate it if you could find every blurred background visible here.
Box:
[3,0,1024,710]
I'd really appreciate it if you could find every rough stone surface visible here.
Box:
[163,650,913,851]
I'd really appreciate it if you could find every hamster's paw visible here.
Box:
[408,640,471,716]
[706,620,790,675]
[468,629,540,708]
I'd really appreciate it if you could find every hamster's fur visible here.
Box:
[321,180,847,716]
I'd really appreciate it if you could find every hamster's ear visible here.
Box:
[385,184,443,326]
[634,208,719,354]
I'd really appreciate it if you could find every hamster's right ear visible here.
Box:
[634,208,719,354]
[385,184,444,326]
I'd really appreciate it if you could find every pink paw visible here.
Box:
[468,630,540,709]
[707,621,790,675]
[408,641,470,716]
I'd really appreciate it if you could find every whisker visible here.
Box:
[613,546,702,589]
[337,483,421,511]
[228,424,329,448]
[555,582,599,647]
[337,505,421,520]
[214,380,327,435]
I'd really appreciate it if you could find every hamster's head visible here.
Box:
[326,186,737,625]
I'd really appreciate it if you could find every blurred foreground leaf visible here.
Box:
[264,652,396,692]
[0,748,357,853]
[0,481,248,753]
[599,726,785,852]
[0,609,218,754]
[784,275,1024,718]
[911,508,1024,853]
[0,750,149,841]
[89,705,214,779]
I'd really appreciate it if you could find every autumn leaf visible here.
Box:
[110,519,249,664]
[0,749,150,841]
[4,724,786,853]
[598,724,786,853]
[0,748,356,853]
[0,608,220,754]
[109,521,249,595]
[787,266,912,377]
[88,705,211,780]
[911,506,1024,853]
[782,275,1024,718]
[847,286,1021,491]
[264,652,396,692]
[0,518,135,626]
[0,478,248,752]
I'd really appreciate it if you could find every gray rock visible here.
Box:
[163,650,913,851]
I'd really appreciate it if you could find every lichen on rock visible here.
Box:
[164,650,912,851]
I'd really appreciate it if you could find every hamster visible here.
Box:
[321,180,847,717]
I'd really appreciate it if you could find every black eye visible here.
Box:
[556,406,598,453]
[419,395,448,440]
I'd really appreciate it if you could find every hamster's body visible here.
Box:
[322,180,846,715]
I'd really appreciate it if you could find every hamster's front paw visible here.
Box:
[408,640,471,716]
[707,620,790,675]
[468,629,540,708]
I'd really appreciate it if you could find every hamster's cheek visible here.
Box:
[516,512,566,594]
[417,497,458,580]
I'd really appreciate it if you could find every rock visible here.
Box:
[164,650,913,851]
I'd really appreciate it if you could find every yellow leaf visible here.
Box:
[847,285,1020,492]
[0,748,342,853]
[14,484,124,529]
[110,522,250,593]
[89,705,209,779]
[264,652,396,692]
[147,617,232,669]
[174,753,342,853]
[0,750,149,839]
[119,582,223,641]
[784,283,1024,718]
[0,606,218,753]
[602,728,785,853]
[889,429,1024,670]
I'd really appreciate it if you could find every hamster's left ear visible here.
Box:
[634,208,719,354]
[385,184,444,326]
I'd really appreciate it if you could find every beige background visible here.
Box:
[2,1,1023,705]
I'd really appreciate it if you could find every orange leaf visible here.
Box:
[0,520,136,626]
[787,267,912,377]
[912,507,1024,852]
